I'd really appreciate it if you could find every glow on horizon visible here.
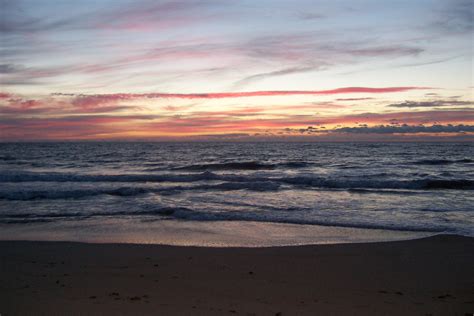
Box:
[0,0,473,141]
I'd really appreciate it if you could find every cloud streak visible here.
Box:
[387,100,473,108]
[56,86,431,103]
[2,104,472,140]
[1,1,471,141]
[233,66,322,88]
[332,124,474,134]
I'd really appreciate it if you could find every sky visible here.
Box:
[0,0,473,141]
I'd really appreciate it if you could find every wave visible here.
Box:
[0,181,281,201]
[0,207,188,220]
[279,177,474,190]
[1,171,473,192]
[412,158,473,165]
[0,187,152,201]
[347,188,423,195]
[172,161,311,171]
[0,171,216,183]
[1,178,471,201]
[0,155,16,161]
[0,207,447,233]
[0,207,188,224]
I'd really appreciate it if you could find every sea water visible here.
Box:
[0,142,472,246]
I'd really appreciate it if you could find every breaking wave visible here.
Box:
[1,170,472,195]
[0,174,472,201]
[0,207,447,233]
[0,181,281,201]
[172,161,311,171]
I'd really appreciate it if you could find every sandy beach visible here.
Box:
[1,234,473,315]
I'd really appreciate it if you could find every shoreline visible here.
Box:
[0,231,444,248]
[1,234,473,315]
[0,219,438,247]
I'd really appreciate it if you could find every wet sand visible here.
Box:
[1,234,473,315]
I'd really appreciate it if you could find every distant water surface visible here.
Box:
[0,142,472,245]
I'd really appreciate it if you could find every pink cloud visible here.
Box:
[336,97,374,101]
[1,94,142,115]
[70,94,133,109]
[59,87,431,108]
[95,1,210,33]
[138,86,432,98]
[0,97,49,114]
[1,108,472,140]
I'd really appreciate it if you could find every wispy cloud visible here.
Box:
[325,110,474,125]
[332,124,474,134]
[55,87,431,103]
[0,0,215,34]
[0,63,24,74]
[387,100,473,108]
[233,66,321,88]
[297,12,325,20]
[336,97,374,101]
[432,0,473,34]
[2,105,472,140]
[1,0,471,140]
[0,94,145,115]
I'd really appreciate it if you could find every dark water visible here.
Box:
[0,142,473,241]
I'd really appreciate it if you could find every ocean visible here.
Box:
[0,142,472,246]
